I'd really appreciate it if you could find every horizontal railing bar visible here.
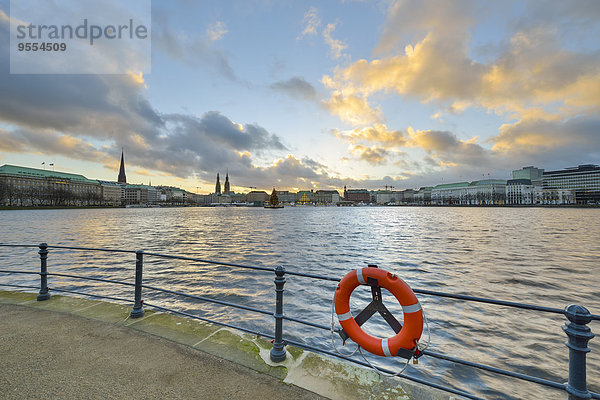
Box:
[47,245,138,254]
[413,288,600,321]
[142,252,275,272]
[283,270,340,281]
[0,244,40,248]
[284,338,484,400]
[143,302,275,339]
[48,287,133,304]
[421,350,565,390]
[142,284,273,316]
[0,283,39,290]
[3,243,598,319]
[46,272,136,287]
[282,315,340,332]
[413,288,564,314]
[0,269,40,275]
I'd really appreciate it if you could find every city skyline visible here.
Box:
[1,1,599,193]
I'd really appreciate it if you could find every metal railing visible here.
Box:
[0,242,598,400]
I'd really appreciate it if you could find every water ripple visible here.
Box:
[1,206,599,399]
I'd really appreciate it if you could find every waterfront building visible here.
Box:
[413,187,433,204]
[297,190,315,204]
[506,179,538,205]
[402,189,415,204]
[276,190,297,204]
[431,182,469,205]
[246,190,269,205]
[147,186,158,204]
[542,164,600,204]
[217,194,232,204]
[194,194,213,205]
[344,189,370,204]
[465,180,506,205]
[97,180,123,206]
[315,190,340,205]
[512,166,543,183]
[122,184,158,205]
[156,186,186,205]
[374,190,394,205]
[0,164,102,206]
[432,180,506,205]
[229,193,247,204]
[118,151,127,184]
[538,188,576,205]
[172,189,187,204]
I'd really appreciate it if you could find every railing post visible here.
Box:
[563,304,595,399]
[37,243,50,301]
[270,265,286,362]
[130,250,145,318]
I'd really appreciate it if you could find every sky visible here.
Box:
[1,0,599,194]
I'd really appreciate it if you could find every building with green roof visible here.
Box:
[0,164,102,206]
[432,179,507,205]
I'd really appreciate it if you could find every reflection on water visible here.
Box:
[1,206,599,399]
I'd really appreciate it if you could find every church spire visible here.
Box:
[224,170,230,195]
[118,149,127,183]
[215,173,221,195]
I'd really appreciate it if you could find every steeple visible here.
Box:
[224,170,230,195]
[215,173,221,195]
[118,149,127,183]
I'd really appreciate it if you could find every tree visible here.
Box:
[269,188,279,205]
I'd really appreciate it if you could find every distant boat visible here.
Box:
[264,188,284,209]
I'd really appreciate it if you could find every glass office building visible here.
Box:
[543,165,600,204]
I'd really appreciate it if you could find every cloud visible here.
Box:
[299,6,321,38]
[152,13,240,82]
[206,21,228,41]
[492,116,600,166]
[0,10,294,187]
[334,122,491,169]
[0,128,25,152]
[334,123,406,145]
[350,144,391,165]
[270,77,317,101]
[0,128,114,165]
[374,0,477,56]
[323,22,347,59]
[320,0,600,180]
[322,92,382,126]
[405,127,490,167]
[324,0,600,121]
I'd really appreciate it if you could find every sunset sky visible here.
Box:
[1,0,599,193]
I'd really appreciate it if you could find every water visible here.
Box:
[1,206,598,399]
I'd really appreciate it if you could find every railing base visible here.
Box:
[130,307,145,318]
[270,347,286,362]
[37,292,50,301]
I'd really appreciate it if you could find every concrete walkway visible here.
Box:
[0,303,324,400]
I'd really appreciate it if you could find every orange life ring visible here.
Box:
[334,267,423,357]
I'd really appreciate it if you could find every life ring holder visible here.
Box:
[334,265,425,360]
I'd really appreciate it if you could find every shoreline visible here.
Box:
[1,204,599,211]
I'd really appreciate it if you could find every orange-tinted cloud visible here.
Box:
[334,123,405,145]
[324,1,600,124]
[322,92,382,125]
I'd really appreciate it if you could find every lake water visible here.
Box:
[1,206,599,399]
